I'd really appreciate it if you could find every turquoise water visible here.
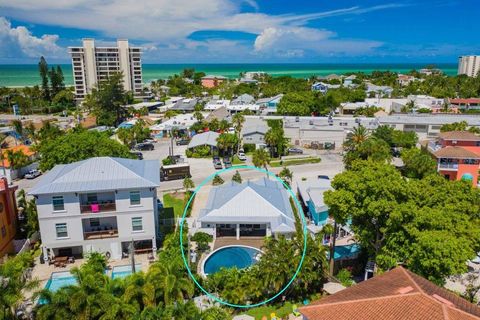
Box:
[326,244,361,261]
[0,63,457,87]
[111,264,142,279]
[203,246,261,275]
[44,271,77,292]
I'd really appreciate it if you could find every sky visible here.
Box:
[0,0,479,64]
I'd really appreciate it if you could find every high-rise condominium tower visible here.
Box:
[458,55,480,77]
[69,39,143,100]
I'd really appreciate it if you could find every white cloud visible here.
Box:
[0,1,410,61]
[0,17,63,61]
[254,26,382,58]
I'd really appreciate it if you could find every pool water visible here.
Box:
[327,244,361,260]
[203,246,262,275]
[44,271,77,292]
[111,264,142,279]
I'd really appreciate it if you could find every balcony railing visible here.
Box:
[80,203,116,214]
[83,229,119,240]
[438,163,458,170]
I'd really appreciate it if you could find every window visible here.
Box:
[52,196,65,211]
[87,193,98,204]
[89,218,100,227]
[129,191,141,206]
[132,217,143,232]
[55,223,68,238]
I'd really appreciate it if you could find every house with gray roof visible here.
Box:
[197,178,296,239]
[170,98,198,112]
[297,179,332,226]
[187,131,220,150]
[241,123,268,146]
[231,94,255,105]
[30,157,160,262]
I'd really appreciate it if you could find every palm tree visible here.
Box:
[232,171,242,184]
[183,177,195,192]
[343,125,369,152]
[232,113,245,153]
[145,261,194,305]
[0,253,39,320]
[279,167,293,186]
[11,119,23,143]
[252,148,270,174]
[216,133,237,156]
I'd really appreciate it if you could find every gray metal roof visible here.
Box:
[297,179,332,213]
[377,114,480,126]
[187,131,220,149]
[242,124,268,136]
[29,157,160,195]
[198,178,296,233]
[232,94,255,105]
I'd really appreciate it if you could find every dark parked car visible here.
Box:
[212,156,221,163]
[135,143,154,151]
[130,152,143,160]
[223,157,232,168]
[176,139,190,146]
[288,147,303,154]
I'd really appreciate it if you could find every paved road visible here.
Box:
[13,138,344,197]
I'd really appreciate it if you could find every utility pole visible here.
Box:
[129,239,136,273]
[329,221,337,276]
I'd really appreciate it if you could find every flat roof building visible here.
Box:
[69,39,143,100]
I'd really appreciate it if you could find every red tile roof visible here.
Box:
[300,267,480,320]
[449,98,480,104]
[434,146,480,159]
[439,131,480,141]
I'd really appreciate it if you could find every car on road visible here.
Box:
[213,160,223,169]
[130,152,143,160]
[288,147,303,154]
[24,169,41,179]
[143,139,156,144]
[134,143,154,151]
[176,139,190,146]
[237,152,247,161]
[223,157,232,168]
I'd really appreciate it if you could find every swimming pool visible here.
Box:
[202,246,262,276]
[44,271,77,292]
[326,244,361,260]
[111,264,142,279]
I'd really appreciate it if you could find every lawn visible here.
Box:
[270,157,321,167]
[232,155,245,165]
[162,192,190,218]
[244,302,296,319]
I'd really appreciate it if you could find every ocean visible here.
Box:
[0,63,458,87]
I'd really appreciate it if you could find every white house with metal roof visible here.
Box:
[197,178,296,239]
[29,157,160,262]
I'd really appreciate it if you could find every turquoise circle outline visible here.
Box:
[179,165,308,308]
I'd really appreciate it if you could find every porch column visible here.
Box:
[151,237,157,253]
[213,225,216,240]
[266,224,272,237]
[236,224,240,240]
[42,246,49,263]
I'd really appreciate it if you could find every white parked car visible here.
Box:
[24,169,41,179]
[228,127,235,134]
[237,152,247,161]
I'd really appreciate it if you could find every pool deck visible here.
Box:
[31,253,153,290]
[213,237,265,250]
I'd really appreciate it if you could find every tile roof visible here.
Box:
[433,146,480,159]
[438,131,480,141]
[300,266,480,320]
[29,157,159,195]
[1,145,36,168]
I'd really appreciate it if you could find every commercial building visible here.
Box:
[0,178,18,257]
[300,266,480,320]
[30,157,160,262]
[196,178,296,239]
[69,39,143,100]
[458,55,480,77]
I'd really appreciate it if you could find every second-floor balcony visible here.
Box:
[79,192,116,214]
[438,161,459,170]
[82,216,118,240]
